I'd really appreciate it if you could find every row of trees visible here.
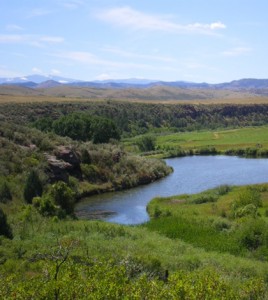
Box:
[3,102,268,138]
[33,113,120,143]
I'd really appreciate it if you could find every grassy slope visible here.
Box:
[1,86,268,104]
[1,184,268,298]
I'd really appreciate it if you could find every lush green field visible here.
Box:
[156,126,268,151]
[146,184,268,256]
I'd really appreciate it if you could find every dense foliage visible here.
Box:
[1,101,268,137]
[34,113,120,143]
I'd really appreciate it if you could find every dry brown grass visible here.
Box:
[1,94,268,105]
[1,84,268,105]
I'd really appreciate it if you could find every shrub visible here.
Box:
[136,135,156,152]
[216,185,231,196]
[212,217,231,231]
[191,195,217,204]
[49,181,75,215]
[81,149,91,164]
[23,170,43,204]
[81,164,101,182]
[236,218,268,251]
[0,208,12,239]
[0,181,12,203]
[32,196,59,217]
[231,187,262,218]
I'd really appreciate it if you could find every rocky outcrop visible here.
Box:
[46,146,82,183]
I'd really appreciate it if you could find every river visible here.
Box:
[75,156,268,225]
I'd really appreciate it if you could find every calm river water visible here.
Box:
[75,156,268,225]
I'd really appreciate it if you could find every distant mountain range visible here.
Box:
[1,75,268,92]
[0,74,79,85]
[1,75,268,100]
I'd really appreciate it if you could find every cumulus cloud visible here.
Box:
[96,7,226,35]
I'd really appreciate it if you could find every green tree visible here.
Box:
[0,181,12,203]
[23,170,43,204]
[53,114,88,141]
[0,208,12,239]
[32,117,53,132]
[91,117,120,143]
[50,181,75,215]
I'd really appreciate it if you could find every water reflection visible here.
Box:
[75,156,268,224]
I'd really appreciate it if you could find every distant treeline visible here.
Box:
[1,101,268,136]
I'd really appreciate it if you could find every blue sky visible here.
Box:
[0,0,267,83]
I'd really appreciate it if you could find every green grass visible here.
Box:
[1,184,268,298]
[156,126,268,151]
[145,184,268,259]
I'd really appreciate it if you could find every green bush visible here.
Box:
[136,135,156,152]
[231,187,262,218]
[0,181,12,203]
[191,195,217,204]
[23,170,43,204]
[236,218,268,251]
[32,196,59,217]
[0,208,12,239]
[49,181,75,215]
[216,184,231,196]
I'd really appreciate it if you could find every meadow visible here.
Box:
[156,126,268,152]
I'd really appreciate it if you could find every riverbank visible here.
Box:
[75,155,268,224]
[124,125,268,159]
[1,182,268,298]
[145,183,268,258]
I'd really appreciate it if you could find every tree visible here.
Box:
[53,114,88,141]
[0,208,12,239]
[91,117,120,144]
[24,170,43,204]
[0,181,12,203]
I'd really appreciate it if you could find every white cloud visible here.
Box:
[50,69,61,75]
[32,67,43,74]
[95,73,113,80]
[39,36,64,43]
[60,0,85,9]
[0,34,64,46]
[27,8,53,18]
[102,47,177,62]
[96,7,226,35]
[221,47,252,57]
[6,24,24,31]
[0,35,24,43]
[57,51,152,69]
